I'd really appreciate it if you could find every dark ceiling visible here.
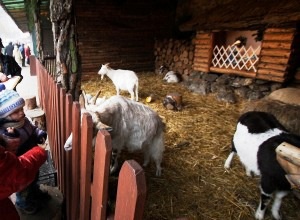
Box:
[0,0,49,32]
[177,0,300,31]
[1,0,300,34]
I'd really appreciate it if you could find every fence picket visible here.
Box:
[114,160,147,220]
[91,130,112,220]
[71,102,81,220]
[79,113,93,220]
[64,97,75,220]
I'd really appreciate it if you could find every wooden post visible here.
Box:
[276,142,300,167]
[25,108,46,131]
[24,95,37,110]
[276,142,300,189]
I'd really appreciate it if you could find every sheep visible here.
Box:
[98,63,139,101]
[243,87,300,135]
[224,111,300,220]
[268,87,300,106]
[64,95,165,176]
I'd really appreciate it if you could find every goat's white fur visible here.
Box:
[64,95,164,176]
[98,63,139,101]
[163,71,180,83]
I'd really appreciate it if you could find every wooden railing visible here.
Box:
[31,57,147,220]
[212,45,260,72]
[42,55,56,78]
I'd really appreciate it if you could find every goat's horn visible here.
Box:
[80,90,88,109]
[91,90,101,105]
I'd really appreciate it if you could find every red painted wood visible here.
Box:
[114,160,147,220]
[64,94,72,219]
[71,102,81,220]
[80,113,93,220]
[91,130,112,220]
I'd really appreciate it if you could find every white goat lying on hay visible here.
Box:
[64,93,165,176]
[163,71,181,83]
[98,63,139,101]
[159,65,181,83]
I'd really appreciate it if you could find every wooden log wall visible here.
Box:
[256,28,296,82]
[74,0,176,81]
[193,32,213,73]
[154,37,194,77]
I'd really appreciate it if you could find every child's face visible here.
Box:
[9,108,25,121]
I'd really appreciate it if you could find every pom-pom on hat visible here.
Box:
[0,90,25,118]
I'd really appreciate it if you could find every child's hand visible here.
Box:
[0,72,8,82]
[37,130,47,144]
[38,142,47,150]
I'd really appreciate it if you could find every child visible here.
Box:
[0,140,47,220]
[0,89,48,214]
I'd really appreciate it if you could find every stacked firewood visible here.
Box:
[154,38,195,78]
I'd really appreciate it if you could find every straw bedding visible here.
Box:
[81,72,300,220]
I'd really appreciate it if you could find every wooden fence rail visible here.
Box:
[31,57,147,220]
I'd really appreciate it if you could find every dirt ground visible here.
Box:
[81,72,300,220]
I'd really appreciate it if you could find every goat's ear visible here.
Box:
[79,94,85,109]
[105,63,110,67]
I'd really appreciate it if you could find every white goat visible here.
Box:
[98,63,139,101]
[64,90,111,151]
[64,95,165,176]
[163,71,181,83]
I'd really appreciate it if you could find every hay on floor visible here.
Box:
[81,72,300,220]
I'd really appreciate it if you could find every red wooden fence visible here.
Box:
[31,57,147,220]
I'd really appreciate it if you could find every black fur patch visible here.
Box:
[238,111,286,134]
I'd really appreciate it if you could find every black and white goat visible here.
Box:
[224,111,300,220]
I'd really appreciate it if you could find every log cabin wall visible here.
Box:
[256,28,296,83]
[193,32,213,73]
[192,28,300,84]
[74,0,176,81]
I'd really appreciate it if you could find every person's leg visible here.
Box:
[15,185,38,214]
